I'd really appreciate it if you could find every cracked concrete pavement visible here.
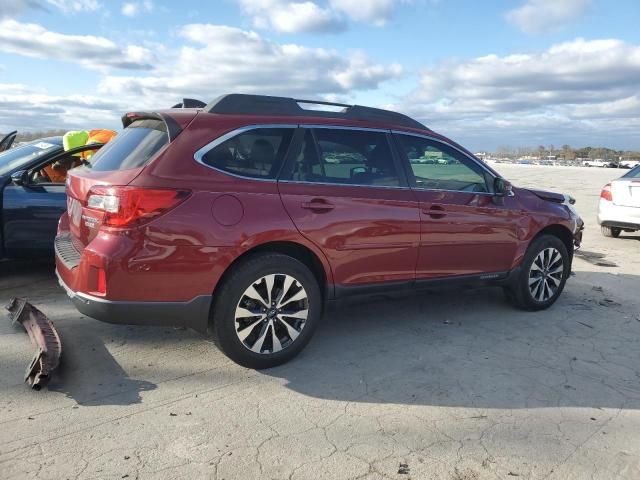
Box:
[1,164,639,479]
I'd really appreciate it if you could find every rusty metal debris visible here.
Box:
[6,297,62,390]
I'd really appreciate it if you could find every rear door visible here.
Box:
[278,127,420,289]
[3,144,101,257]
[393,133,520,279]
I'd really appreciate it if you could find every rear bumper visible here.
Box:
[598,201,640,230]
[56,269,212,334]
[599,220,640,231]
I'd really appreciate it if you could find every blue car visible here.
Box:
[0,134,103,259]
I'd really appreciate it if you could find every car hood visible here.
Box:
[524,188,566,204]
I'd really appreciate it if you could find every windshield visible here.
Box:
[0,140,62,177]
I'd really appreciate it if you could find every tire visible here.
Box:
[504,234,570,311]
[211,253,322,369]
[601,225,621,238]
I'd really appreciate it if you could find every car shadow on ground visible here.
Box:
[262,272,640,411]
[46,334,158,406]
[4,263,639,411]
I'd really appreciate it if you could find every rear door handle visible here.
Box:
[423,205,446,219]
[301,199,335,213]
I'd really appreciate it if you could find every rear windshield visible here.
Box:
[623,165,640,178]
[89,119,168,171]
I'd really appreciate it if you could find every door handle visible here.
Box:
[301,199,335,212]
[424,205,446,219]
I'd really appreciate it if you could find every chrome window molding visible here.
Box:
[193,124,297,181]
[278,179,411,191]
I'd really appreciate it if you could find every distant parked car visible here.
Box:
[583,159,607,168]
[598,165,640,237]
[0,136,103,259]
[620,160,639,169]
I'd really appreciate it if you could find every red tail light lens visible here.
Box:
[600,183,612,202]
[86,186,190,228]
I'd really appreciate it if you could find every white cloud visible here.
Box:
[237,0,410,33]
[329,0,400,26]
[0,0,100,17]
[506,0,590,35]
[0,83,122,132]
[45,0,100,13]
[98,24,402,107]
[121,0,152,17]
[0,19,154,70]
[238,0,344,33]
[398,38,640,148]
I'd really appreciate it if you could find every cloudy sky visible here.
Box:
[0,0,638,150]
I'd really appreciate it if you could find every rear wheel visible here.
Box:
[504,234,570,311]
[211,253,322,369]
[601,225,621,238]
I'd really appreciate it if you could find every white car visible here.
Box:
[598,165,640,237]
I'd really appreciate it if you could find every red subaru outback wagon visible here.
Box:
[56,94,584,368]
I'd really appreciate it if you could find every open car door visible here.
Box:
[2,143,102,258]
[0,131,17,152]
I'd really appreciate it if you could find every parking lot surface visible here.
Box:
[1,165,639,480]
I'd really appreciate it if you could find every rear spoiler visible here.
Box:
[121,112,183,141]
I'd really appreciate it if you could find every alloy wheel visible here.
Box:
[528,247,564,302]
[234,274,309,354]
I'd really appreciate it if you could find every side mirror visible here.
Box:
[10,170,27,186]
[494,177,513,197]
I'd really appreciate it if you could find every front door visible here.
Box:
[394,133,520,279]
[278,127,420,290]
[3,145,101,257]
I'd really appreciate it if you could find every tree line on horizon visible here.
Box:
[493,144,640,163]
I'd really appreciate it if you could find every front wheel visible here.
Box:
[504,235,570,311]
[211,253,322,369]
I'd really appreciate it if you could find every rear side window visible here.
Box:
[201,128,294,179]
[286,128,400,187]
[89,119,168,171]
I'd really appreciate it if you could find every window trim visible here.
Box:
[193,124,298,182]
[280,125,410,189]
[392,131,496,195]
[27,144,103,186]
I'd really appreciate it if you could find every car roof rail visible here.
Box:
[204,93,428,130]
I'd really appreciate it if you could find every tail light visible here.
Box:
[86,186,190,228]
[600,183,612,202]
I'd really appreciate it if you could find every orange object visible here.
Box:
[87,129,117,145]
[82,129,117,160]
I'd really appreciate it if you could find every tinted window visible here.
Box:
[90,119,167,171]
[288,128,400,187]
[397,135,488,193]
[0,140,61,176]
[623,165,640,178]
[202,128,293,179]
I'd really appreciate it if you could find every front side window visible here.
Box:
[202,128,294,179]
[396,135,488,193]
[287,128,400,187]
[32,146,102,184]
